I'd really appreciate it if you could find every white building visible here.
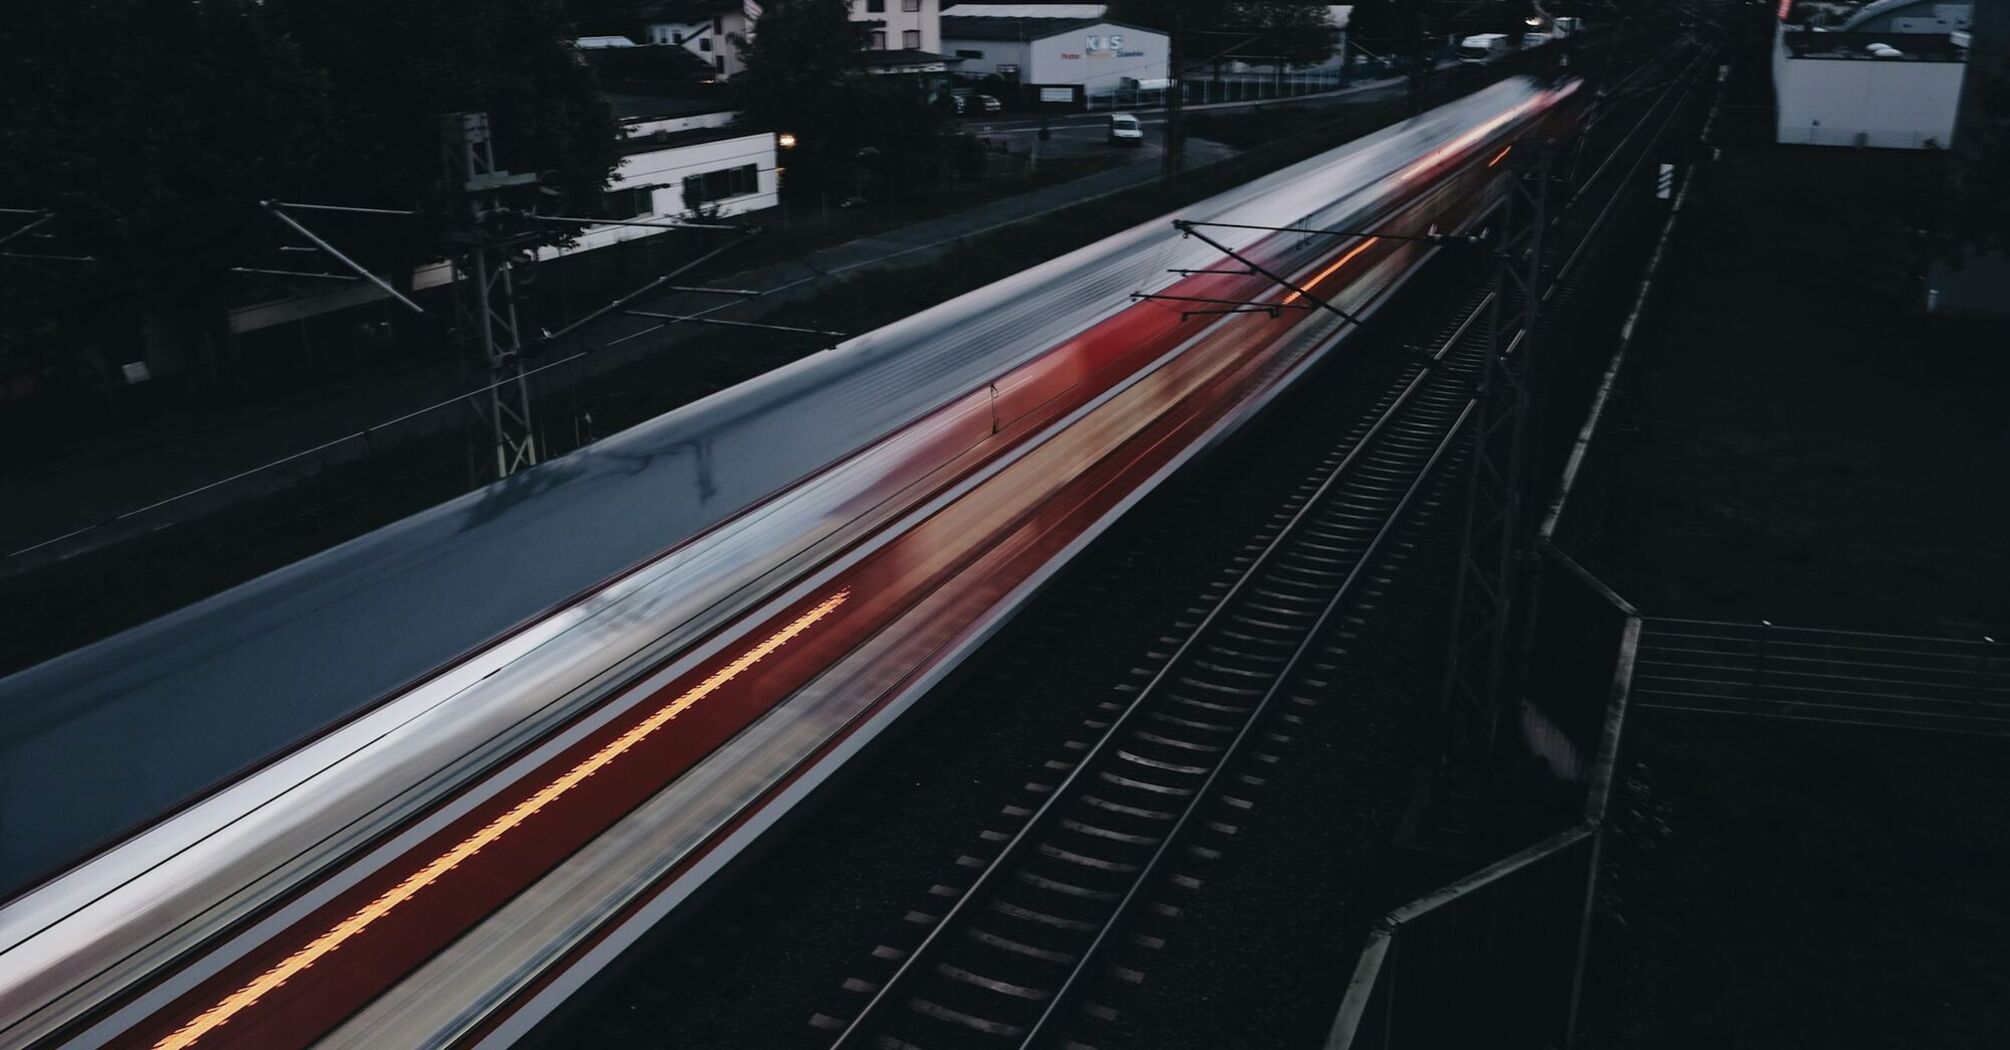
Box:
[228,99,777,335]
[1772,21,1969,148]
[641,0,761,79]
[854,0,943,55]
[940,16,1167,97]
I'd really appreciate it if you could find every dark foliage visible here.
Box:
[733,0,949,199]
[0,0,618,376]
[1103,0,1338,68]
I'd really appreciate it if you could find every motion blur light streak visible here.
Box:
[1284,238,1380,304]
[149,589,852,1050]
[1489,145,1513,167]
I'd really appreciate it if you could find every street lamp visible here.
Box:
[777,131,798,149]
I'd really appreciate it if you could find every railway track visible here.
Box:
[530,38,1713,1049]
[818,287,1500,1050]
[812,54,1709,1043]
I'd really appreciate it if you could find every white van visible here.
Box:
[1108,112,1144,146]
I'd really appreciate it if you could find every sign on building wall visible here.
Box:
[1040,86,1074,102]
[1060,31,1146,60]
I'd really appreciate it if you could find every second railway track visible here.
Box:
[528,34,1715,1047]
[820,289,1500,1050]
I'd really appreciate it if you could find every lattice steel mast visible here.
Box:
[1439,138,1555,770]
[440,112,545,480]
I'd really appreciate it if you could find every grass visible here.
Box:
[1599,135,2010,635]
[1598,713,2010,1049]
[1586,53,2010,1050]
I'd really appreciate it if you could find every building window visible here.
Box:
[869,30,887,49]
[712,16,722,32]
[866,0,885,11]
[902,0,920,10]
[683,164,760,207]
[589,186,653,221]
[699,36,712,51]
[955,48,983,59]
[714,54,725,71]
[902,29,920,48]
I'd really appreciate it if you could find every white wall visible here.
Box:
[1774,37,1967,148]
[1028,22,1168,91]
[854,0,942,53]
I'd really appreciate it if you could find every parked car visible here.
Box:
[943,90,1002,116]
[1108,112,1145,146]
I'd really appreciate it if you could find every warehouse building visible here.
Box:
[940,16,1167,101]
[1774,0,1972,148]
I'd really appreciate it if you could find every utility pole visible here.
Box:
[1438,137,1555,785]
[1408,4,1432,114]
[1163,14,1188,176]
[440,111,545,481]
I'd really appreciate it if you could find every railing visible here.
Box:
[1085,69,1358,112]
[1325,550,1638,1050]
[1634,618,2010,734]
[1326,39,1723,1049]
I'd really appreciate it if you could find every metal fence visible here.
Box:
[1085,68,1367,112]
[1324,36,1727,1049]
[1326,547,1638,1050]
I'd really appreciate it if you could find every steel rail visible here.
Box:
[828,281,1502,1050]
[1024,398,1477,1047]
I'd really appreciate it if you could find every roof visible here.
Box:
[603,91,735,122]
[1781,28,1967,59]
[617,124,769,156]
[636,0,745,20]
[1841,0,1972,32]
[941,3,1106,16]
[943,15,1096,40]
[859,48,966,69]
[941,16,1160,41]
[585,43,719,83]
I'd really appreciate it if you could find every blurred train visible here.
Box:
[0,75,1583,1050]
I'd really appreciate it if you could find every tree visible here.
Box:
[733,0,948,200]
[733,0,868,195]
[0,0,620,388]
[1342,0,1401,73]
[562,0,645,38]
[1948,0,2010,254]
[0,0,333,380]
[265,0,620,278]
[1103,0,1338,69]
